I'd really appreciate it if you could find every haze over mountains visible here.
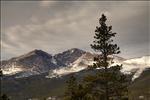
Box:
[1,48,150,80]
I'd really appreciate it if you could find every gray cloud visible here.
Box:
[1,1,149,60]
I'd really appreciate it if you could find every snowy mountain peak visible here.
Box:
[1,48,149,80]
[62,48,85,55]
[69,48,84,53]
[1,49,56,77]
[54,48,86,66]
[1,48,86,77]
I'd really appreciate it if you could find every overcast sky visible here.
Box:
[1,1,150,60]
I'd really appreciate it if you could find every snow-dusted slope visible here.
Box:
[2,62,24,75]
[1,49,57,77]
[46,52,95,78]
[47,55,150,80]
[111,56,150,80]
[1,48,85,78]
[121,56,150,80]
[124,56,150,65]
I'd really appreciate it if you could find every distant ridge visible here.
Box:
[1,48,150,80]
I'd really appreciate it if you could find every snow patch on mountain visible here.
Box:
[51,56,57,65]
[46,66,86,78]
[124,56,150,80]
[3,67,23,75]
[1,62,24,75]
[47,55,150,80]
[110,56,150,80]
[124,56,150,65]
[46,52,95,78]
[15,70,42,78]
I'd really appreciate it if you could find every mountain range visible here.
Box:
[1,48,149,80]
[1,48,85,78]
[1,48,150,100]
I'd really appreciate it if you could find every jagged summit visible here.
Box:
[59,48,85,54]
[29,49,45,54]
[16,49,52,60]
[54,48,86,66]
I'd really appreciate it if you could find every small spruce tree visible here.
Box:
[64,75,78,100]
[0,70,10,100]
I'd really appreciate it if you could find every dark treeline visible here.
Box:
[0,70,10,100]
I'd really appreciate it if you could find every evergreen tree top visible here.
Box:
[91,14,120,56]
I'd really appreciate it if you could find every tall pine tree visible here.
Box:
[64,14,128,100]
[89,14,128,100]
